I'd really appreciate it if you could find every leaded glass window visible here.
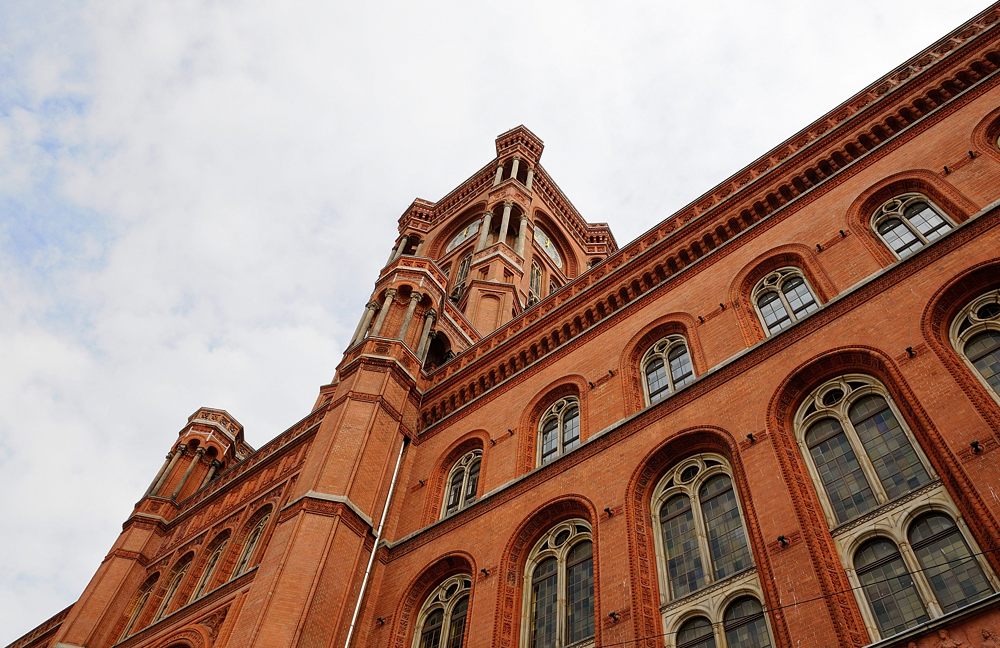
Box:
[414,574,472,648]
[642,336,695,404]
[871,194,953,258]
[723,597,772,648]
[538,397,581,465]
[120,574,158,639]
[443,450,482,517]
[235,511,270,576]
[677,617,716,648]
[951,289,1000,399]
[752,268,820,335]
[908,513,993,613]
[191,535,228,601]
[154,553,192,621]
[855,538,928,636]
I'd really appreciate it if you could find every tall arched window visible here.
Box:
[522,520,594,648]
[795,375,933,525]
[871,193,953,258]
[529,261,543,303]
[190,534,229,601]
[642,336,695,404]
[452,253,473,299]
[752,268,820,335]
[851,511,995,639]
[443,450,482,517]
[413,574,472,648]
[234,511,270,576]
[652,456,753,601]
[154,553,193,621]
[119,573,158,639]
[538,397,580,465]
[950,289,1000,399]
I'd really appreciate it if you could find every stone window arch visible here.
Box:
[234,508,271,577]
[652,455,754,603]
[950,288,1000,402]
[870,193,954,259]
[642,335,695,404]
[412,573,472,648]
[847,509,996,640]
[443,449,482,517]
[538,397,580,466]
[795,374,935,526]
[520,519,594,648]
[154,552,193,621]
[752,268,820,336]
[119,572,159,640]
[190,532,229,601]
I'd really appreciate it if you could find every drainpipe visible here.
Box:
[344,436,408,648]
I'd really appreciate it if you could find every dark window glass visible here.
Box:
[446,596,468,648]
[565,541,594,643]
[908,513,993,613]
[668,344,695,388]
[677,616,716,648]
[757,291,790,333]
[645,356,669,403]
[660,494,705,597]
[848,395,930,500]
[781,276,818,319]
[966,330,1000,395]
[464,457,480,505]
[562,406,580,452]
[854,538,928,636]
[446,469,464,515]
[529,557,558,648]
[419,609,444,648]
[540,418,559,464]
[723,597,772,648]
[806,418,877,522]
[699,475,752,579]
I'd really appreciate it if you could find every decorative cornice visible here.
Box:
[279,491,374,536]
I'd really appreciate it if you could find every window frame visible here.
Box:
[663,586,775,648]
[153,553,193,621]
[519,519,595,648]
[441,449,483,518]
[641,335,695,405]
[751,268,821,336]
[411,573,473,648]
[870,193,954,260]
[234,512,271,577]
[949,288,1000,404]
[190,535,229,602]
[536,397,581,466]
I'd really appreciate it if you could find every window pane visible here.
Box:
[464,458,480,506]
[420,609,444,648]
[806,418,877,523]
[668,344,695,389]
[849,395,929,500]
[781,276,818,319]
[446,469,464,514]
[677,616,716,648]
[905,202,951,242]
[877,218,923,257]
[446,595,468,648]
[966,330,1000,395]
[699,475,752,579]
[855,539,928,636]
[566,541,594,643]
[757,291,791,333]
[908,513,993,613]
[530,558,558,648]
[645,356,669,403]
[562,406,580,452]
[541,418,559,464]
[723,597,772,648]
[660,495,706,597]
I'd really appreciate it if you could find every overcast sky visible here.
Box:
[0,0,993,641]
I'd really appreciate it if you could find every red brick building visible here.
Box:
[12,5,1000,648]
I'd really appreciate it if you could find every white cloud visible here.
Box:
[0,0,992,640]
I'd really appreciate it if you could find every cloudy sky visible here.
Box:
[0,0,992,640]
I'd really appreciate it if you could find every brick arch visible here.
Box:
[623,426,790,648]
[728,243,836,344]
[153,626,210,648]
[619,313,704,412]
[515,375,588,474]
[921,260,1000,434]
[421,430,489,525]
[491,495,599,648]
[389,552,476,648]
[971,104,1000,164]
[844,170,978,265]
[767,346,1000,636]
[424,202,489,260]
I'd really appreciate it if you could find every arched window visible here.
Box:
[120,573,158,639]
[642,336,695,404]
[452,252,473,300]
[413,574,471,648]
[190,534,229,601]
[795,375,933,525]
[652,456,753,601]
[752,268,820,335]
[950,289,1000,399]
[154,553,192,621]
[234,511,270,576]
[522,520,594,648]
[852,512,995,639]
[443,450,482,517]
[722,597,772,648]
[667,595,773,648]
[871,193,953,258]
[529,261,543,303]
[538,397,580,465]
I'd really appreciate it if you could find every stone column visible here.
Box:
[498,201,513,247]
[475,211,493,251]
[350,302,379,346]
[398,292,422,342]
[526,167,534,190]
[510,157,521,181]
[144,450,175,497]
[389,236,409,263]
[151,444,186,496]
[200,459,223,489]
[415,310,437,360]
[171,447,205,499]
[493,161,504,185]
[370,288,397,337]
[514,212,530,257]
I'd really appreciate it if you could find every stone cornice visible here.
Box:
[279,491,374,535]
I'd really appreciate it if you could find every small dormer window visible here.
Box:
[533,225,563,268]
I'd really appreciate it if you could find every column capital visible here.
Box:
[195,447,206,457]
[503,199,513,208]
[384,288,398,298]
[409,291,422,302]
[211,459,224,469]
[366,301,379,311]
[424,309,437,321]
[177,442,188,454]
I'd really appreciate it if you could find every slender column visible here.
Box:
[351,302,378,346]
[514,212,530,257]
[389,236,409,263]
[171,447,205,499]
[526,167,534,190]
[200,459,223,489]
[397,292,422,342]
[415,310,437,360]
[475,211,493,251]
[510,157,521,182]
[370,289,396,337]
[498,201,513,246]
[152,444,186,496]
[493,161,504,185]
[145,450,175,497]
